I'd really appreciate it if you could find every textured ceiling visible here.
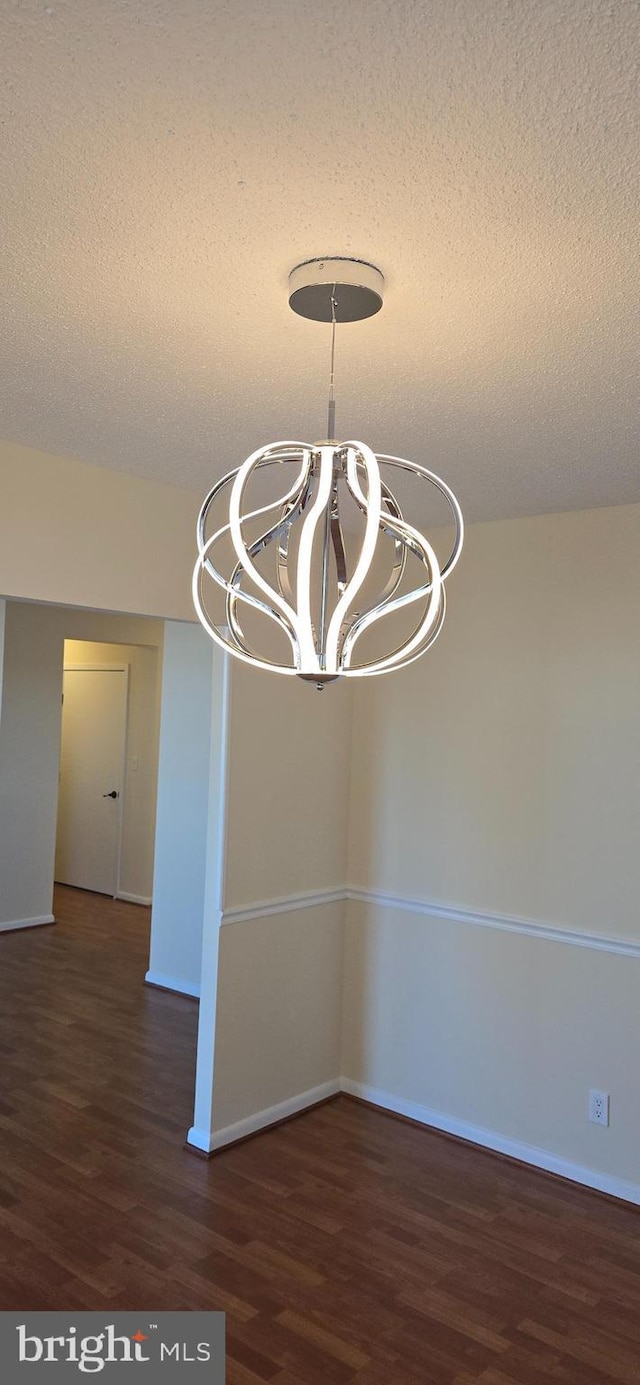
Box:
[1,0,638,522]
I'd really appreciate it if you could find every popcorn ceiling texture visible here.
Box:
[0,0,638,522]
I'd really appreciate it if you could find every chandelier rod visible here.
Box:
[327,284,337,440]
[318,286,340,683]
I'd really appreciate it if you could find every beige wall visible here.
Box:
[224,663,352,907]
[212,904,344,1134]
[64,638,161,901]
[209,663,352,1137]
[348,503,640,934]
[0,603,63,924]
[0,440,200,620]
[344,502,640,1191]
[342,900,640,1188]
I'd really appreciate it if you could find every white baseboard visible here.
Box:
[187,1079,341,1154]
[0,914,55,933]
[117,892,152,907]
[185,1125,215,1154]
[341,1078,640,1207]
[144,969,199,999]
[184,1071,640,1204]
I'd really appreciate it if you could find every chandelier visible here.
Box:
[193,258,463,686]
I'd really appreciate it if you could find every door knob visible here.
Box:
[103,790,118,799]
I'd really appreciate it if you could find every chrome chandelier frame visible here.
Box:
[193,438,463,685]
[193,258,463,685]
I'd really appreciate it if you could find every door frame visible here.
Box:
[60,662,130,898]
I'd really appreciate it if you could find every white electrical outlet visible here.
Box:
[588,1089,610,1126]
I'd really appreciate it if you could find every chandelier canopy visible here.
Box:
[193,260,463,687]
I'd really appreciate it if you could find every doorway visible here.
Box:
[55,664,129,896]
[54,632,162,906]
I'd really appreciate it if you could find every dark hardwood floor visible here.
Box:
[0,886,639,1382]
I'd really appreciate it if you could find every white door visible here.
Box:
[55,666,128,896]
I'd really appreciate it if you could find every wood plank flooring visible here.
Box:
[0,886,639,1382]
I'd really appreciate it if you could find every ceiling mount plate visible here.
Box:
[289,257,384,323]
